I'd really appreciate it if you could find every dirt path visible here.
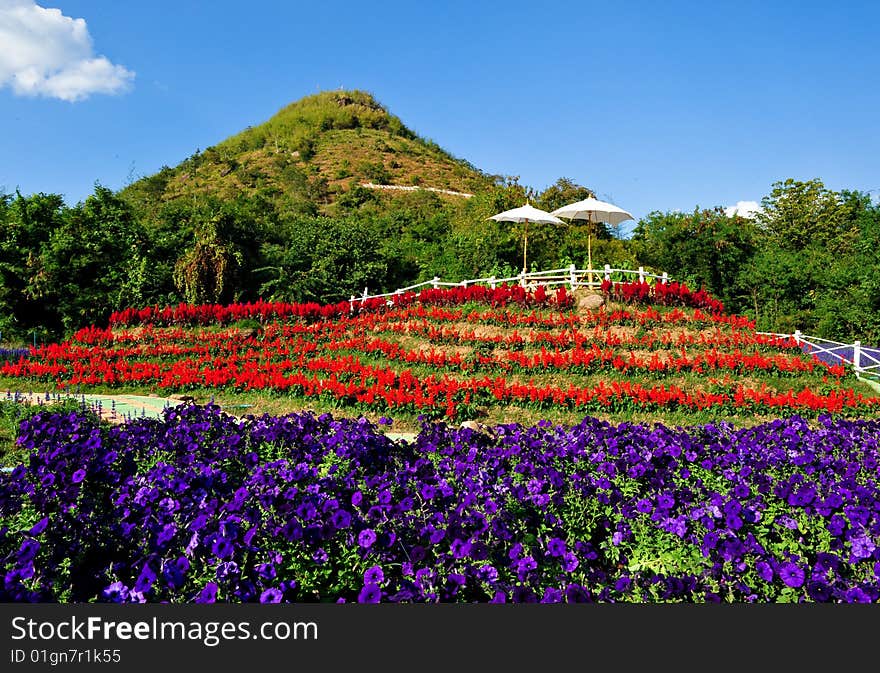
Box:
[2,391,185,424]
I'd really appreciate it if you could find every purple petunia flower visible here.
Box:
[849,535,876,562]
[541,587,564,603]
[134,564,156,594]
[17,539,40,563]
[477,565,498,583]
[211,537,234,559]
[163,557,190,590]
[332,509,351,529]
[508,542,524,560]
[561,552,579,573]
[779,562,805,588]
[827,515,847,537]
[843,587,871,603]
[102,582,129,603]
[157,523,177,546]
[260,588,283,603]
[196,582,218,603]
[564,584,592,603]
[71,469,87,484]
[615,577,632,592]
[755,561,774,583]
[28,517,49,536]
[512,586,538,603]
[358,529,377,549]
[807,581,832,602]
[450,538,470,559]
[657,493,675,510]
[364,565,384,585]
[547,538,566,557]
[358,583,382,603]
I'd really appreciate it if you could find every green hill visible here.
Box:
[120,90,495,217]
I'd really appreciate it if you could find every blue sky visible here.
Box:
[1,0,878,236]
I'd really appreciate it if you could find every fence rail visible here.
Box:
[349,265,669,311]
[757,330,880,379]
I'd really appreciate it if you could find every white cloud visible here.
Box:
[724,200,762,218]
[0,0,134,102]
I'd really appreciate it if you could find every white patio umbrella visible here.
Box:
[488,203,564,276]
[550,196,634,284]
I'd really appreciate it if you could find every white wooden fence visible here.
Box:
[349,264,670,311]
[757,330,880,380]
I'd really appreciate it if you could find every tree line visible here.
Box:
[1,177,877,346]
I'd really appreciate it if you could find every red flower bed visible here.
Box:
[601,279,724,313]
[108,284,575,328]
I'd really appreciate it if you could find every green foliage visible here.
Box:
[25,186,147,335]
[174,222,242,305]
[632,206,757,312]
[257,215,388,304]
[746,180,876,335]
[535,177,593,213]
[0,191,66,338]
[755,178,860,253]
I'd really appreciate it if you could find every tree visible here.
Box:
[173,210,244,305]
[26,185,146,335]
[0,191,67,338]
[631,207,757,313]
[811,192,880,343]
[257,215,388,304]
[536,177,593,213]
[755,178,860,253]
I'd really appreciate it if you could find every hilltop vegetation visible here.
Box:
[120,90,495,221]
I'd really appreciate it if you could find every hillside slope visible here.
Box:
[119,90,496,217]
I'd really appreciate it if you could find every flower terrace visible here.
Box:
[1,281,879,602]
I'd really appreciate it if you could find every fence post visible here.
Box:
[854,340,862,372]
[793,330,802,345]
[638,266,645,283]
[489,276,496,290]
[460,280,468,287]
[604,264,611,282]
[661,271,668,284]
[361,287,369,307]
[432,276,440,290]
[519,271,526,288]
[569,263,577,291]
[349,295,355,313]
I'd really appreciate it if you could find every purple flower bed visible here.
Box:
[1,404,879,603]
[0,348,29,361]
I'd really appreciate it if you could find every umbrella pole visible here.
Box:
[522,220,529,280]
[587,223,593,287]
